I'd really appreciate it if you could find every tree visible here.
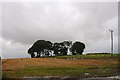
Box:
[52,43,60,56]
[71,41,85,55]
[28,40,53,57]
[52,41,72,56]
[62,41,72,55]
[31,53,35,58]
[34,40,46,57]
[28,40,85,58]
[52,42,69,56]
[44,41,53,56]
[58,42,66,55]
[28,47,35,58]
[28,40,46,57]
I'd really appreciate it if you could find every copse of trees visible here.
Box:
[28,40,85,58]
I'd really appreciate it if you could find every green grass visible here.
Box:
[49,54,119,59]
[3,54,119,78]
[5,64,117,78]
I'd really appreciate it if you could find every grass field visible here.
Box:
[2,54,119,78]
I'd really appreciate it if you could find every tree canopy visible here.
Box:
[71,41,85,55]
[28,40,85,58]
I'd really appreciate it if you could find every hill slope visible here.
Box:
[2,55,119,78]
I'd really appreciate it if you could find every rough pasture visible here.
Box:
[2,55,118,78]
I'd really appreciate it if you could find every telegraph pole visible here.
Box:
[109,29,114,54]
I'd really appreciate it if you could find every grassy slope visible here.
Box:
[49,54,119,59]
[2,54,119,78]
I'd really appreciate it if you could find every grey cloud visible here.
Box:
[2,2,118,58]
[2,39,30,58]
[0,2,2,56]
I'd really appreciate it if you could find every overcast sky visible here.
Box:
[1,1,118,59]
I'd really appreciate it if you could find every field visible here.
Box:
[2,54,119,78]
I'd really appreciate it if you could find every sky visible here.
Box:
[1,1,118,59]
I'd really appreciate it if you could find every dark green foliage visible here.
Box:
[28,47,36,58]
[52,41,72,56]
[28,40,53,58]
[60,41,72,55]
[52,42,60,56]
[31,53,35,58]
[28,40,85,57]
[71,41,85,55]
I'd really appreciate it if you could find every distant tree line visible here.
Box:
[28,40,85,58]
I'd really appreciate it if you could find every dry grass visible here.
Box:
[1,55,119,78]
[2,58,118,71]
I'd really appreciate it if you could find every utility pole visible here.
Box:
[109,29,114,54]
